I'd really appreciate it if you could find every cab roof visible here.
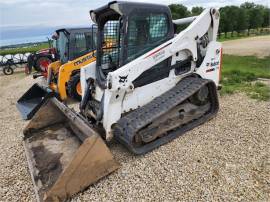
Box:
[90,1,171,24]
[55,27,96,35]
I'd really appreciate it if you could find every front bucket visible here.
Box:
[16,83,55,120]
[23,98,120,202]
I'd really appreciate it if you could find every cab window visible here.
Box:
[57,32,69,64]
[127,13,169,63]
[74,32,95,58]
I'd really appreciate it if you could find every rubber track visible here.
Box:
[114,77,219,155]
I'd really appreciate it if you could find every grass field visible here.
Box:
[221,55,270,101]
[0,42,49,55]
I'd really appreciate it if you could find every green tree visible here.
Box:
[241,2,264,35]
[169,4,190,19]
[191,7,204,16]
[170,2,268,38]
[262,7,270,27]
[219,7,234,38]
[235,7,249,35]
[169,4,191,32]
[228,6,239,37]
[241,2,256,9]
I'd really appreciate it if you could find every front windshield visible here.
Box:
[100,20,121,73]
[52,39,57,49]
[57,31,69,64]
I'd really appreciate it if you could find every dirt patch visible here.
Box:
[31,145,62,187]
[253,78,270,86]
[222,35,270,58]
[26,123,80,199]
[0,69,26,90]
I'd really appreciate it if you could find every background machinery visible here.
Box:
[46,28,98,101]
[17,27,97,120]
[27,38,58,75]
[0,52,30,75]
[19,2,222,201]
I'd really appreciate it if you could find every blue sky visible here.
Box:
[0,0,268,41]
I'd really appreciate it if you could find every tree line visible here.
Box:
[169,2,270,37]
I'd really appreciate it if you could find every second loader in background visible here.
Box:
[17,27,97,120]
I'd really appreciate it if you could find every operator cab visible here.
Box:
[53,27,97,64]
[90,1,174,88]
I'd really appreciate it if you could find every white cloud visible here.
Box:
[0,0,269,28]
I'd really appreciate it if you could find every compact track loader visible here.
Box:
[21,1,222,201]
[17,27,97,120]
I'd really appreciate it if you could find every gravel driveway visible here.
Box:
[222,35,270,58]
[0,70,269,201]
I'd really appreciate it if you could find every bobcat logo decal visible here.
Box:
[119,75,128,83]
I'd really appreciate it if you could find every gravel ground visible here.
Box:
[0,71,269,201]
[222,35,270,58]
[1,36,270,201]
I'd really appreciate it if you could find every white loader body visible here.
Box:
[81,7,221,140]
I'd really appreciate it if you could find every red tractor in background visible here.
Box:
[27,35,59,77]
